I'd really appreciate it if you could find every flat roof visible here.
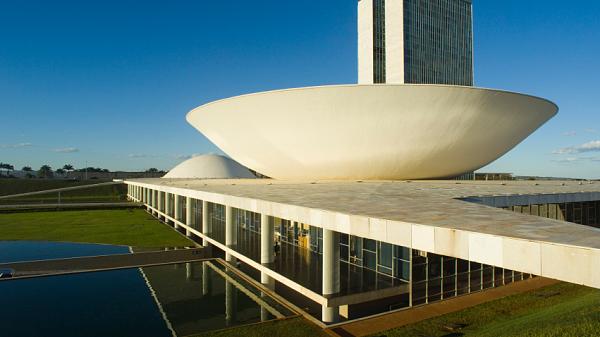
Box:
[130,178,600,248]
[127,178,600,288]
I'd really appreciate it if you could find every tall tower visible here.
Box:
[358,0,473,86]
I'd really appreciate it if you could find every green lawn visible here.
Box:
[0,179,109,196]
[371,282,600,337]
[0,179,127,204]
[0,209,194,248]
[194,317,329,337]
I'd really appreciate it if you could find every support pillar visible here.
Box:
[157,191,163,219]
[173,194,180,229]
[151,190,155,212]
[225,205,236,263]
[260,213,275,288]
[202,200,210,247]
[153,190,158,215]
[186,197,194,227]
[322,229,340,323]
[260,214,274,265]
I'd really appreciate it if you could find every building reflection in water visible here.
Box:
[139,260,292,336]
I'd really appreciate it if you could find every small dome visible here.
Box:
[163,154,256,179]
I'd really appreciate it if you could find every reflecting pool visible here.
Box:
[0,241,292,336]
[0,240,130,263]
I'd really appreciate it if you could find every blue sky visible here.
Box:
[0,0,599,178]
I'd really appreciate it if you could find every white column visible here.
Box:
[173,194,180,229]
[153,190,158,214]
[186,197,194,226]
[322,229,340,323]
[225,205,236,263]
[202,200,210,247]
[157,191,163,218]
[260,214,274,264]
[260,214,275,288]
[186,197,195,238]
[153,190,156,210]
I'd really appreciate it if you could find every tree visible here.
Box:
[56,168,66,175]
[38,165,54,179]
[63,164,74,172]
[146,168,159,173]
[22,166,33,178]
[0,163,14,177]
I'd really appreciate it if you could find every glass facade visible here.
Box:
[373,0,386,83]
[138,191,539,320]
[403,0,473,85]
[208,202,226,244]
[504,201,600,228]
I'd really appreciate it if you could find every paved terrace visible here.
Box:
[126,178,600,289]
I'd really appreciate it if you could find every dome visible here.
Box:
[163,154,256,179]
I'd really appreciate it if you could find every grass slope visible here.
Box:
[0,209,193,248]
[0,179,107,196]
[0,180,127,204]
[194,317,329,337]
[372,282,600,337]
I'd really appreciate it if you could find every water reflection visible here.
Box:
[0,259,292,337]
[0,241,130,263]
[139,261,292,336]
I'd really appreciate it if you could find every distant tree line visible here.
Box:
[0,163,165,179]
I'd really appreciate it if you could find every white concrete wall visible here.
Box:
[358,0,374,84]
[385,0,405,84]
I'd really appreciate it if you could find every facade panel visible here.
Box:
[358,0,375,84]
[403,0,473,85]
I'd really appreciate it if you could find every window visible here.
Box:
[349,236,363,265]
[378,242,393,275]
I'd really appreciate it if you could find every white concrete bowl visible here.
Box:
[187,84,558,180]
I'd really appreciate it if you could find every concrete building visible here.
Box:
[126,180,600,324]
[121,0,600,326]
[358,0,473,85]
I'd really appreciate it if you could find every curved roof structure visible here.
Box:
[187,84,557,180]
[163,154,256,179]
